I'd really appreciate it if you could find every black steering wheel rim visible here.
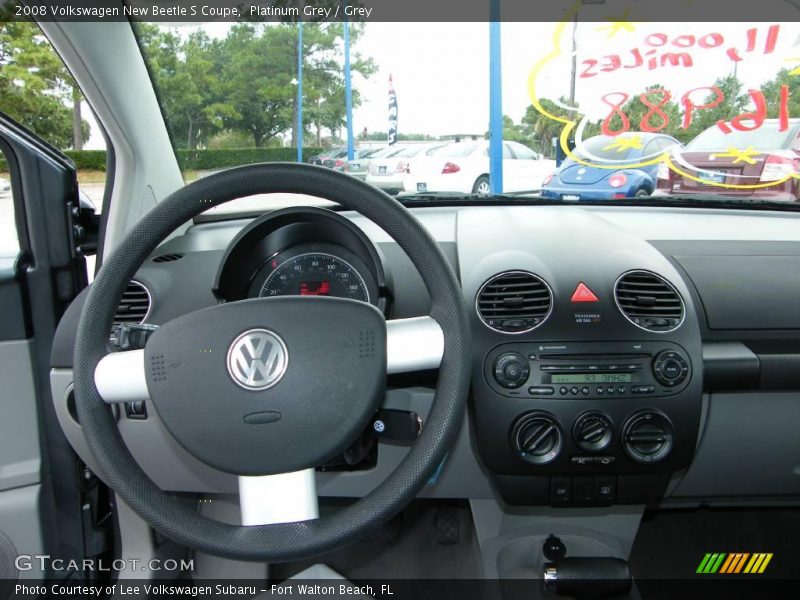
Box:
[72,163,471,561]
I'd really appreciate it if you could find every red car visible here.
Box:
[657,119,800,201]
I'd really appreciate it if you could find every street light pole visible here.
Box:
[343,14,354,161]
[488,0,503,194]
[296,21,303,163]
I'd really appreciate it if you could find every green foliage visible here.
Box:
[64,150,108,170]
[16,148,325,173]
[521,97,592,156]
[0,22,89,149]
[177,147,323,170]
[136,22,376,150]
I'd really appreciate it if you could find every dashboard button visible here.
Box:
[528,386,555,396]
[570,387,579,395]
[559,387,569,395]
[551,477,572,506]
[606,386,615,394]
[596,476,615,504]
[596,386,604,395]
[574,476,595,505]
[617,386,626,394]
[581,387,590,395]
[596,456,616,466]
[570,456,594,466]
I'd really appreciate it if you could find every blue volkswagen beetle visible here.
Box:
[540,133,682,200]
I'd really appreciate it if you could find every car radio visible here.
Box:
[485,341,692,399]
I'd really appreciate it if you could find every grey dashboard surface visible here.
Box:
[50,203,800,503]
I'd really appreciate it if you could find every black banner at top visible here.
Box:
[2,0,800,23]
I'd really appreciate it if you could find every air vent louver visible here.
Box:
[476,271,552,333]
[615,270,684,332]
[152,253,184,263]
[113,281,151,325]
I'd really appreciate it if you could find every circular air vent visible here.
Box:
[152,252,184,263]
[614,270,684,333]
[113,281,151,325]
[476,271,553,334]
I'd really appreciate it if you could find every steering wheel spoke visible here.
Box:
[94,349,148,404]
[386,316,444,374]
[239,469,319,526]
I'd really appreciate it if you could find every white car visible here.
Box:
[343,146,396,180]
[363,144,428,193]
[0,177,10,193]
[402,140,555,195]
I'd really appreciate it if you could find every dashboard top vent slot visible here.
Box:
[113,281,151,325]
[615,270,684,332]
[152,253,185,263]
[476,271,553,334]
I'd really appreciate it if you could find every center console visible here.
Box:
[457,206,704,509]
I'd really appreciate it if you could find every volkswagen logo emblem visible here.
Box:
[226,329,288,391]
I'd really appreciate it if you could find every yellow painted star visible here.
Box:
[603,134,643,153]
[711,146,761,165]
[596,9,635,38]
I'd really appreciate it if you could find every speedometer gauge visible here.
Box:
[258,252,370,303]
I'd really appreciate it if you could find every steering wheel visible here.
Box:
[72,163,471,561]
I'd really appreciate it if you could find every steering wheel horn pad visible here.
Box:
[145,296,387,475]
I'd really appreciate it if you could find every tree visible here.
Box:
[521,97,585,156]
[762,68,800,120]
[0,22,89,149]
[681,74,749,141]
[217,24,296,148]
[289,22,377,148]
[601,84,684,141]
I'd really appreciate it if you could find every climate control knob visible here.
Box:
[511,411,563,465]
[622,410,673,464]
[494,352,530,389]
[652,350,689,387]
[573,411,613,453]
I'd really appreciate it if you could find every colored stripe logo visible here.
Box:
[697,553,773,574]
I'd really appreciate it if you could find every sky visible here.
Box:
[83,21,799,149]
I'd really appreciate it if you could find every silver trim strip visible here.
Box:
[94,349,148,404]
[238,469,319,526]
[386,316,444,374]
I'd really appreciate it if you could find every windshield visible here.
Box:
[134,18,800,212]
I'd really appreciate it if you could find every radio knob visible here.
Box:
[494,352,530,389]
[652,350,689,387]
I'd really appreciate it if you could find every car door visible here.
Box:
[0,113,103,584]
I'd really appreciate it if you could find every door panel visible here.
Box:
[0,115,93,582]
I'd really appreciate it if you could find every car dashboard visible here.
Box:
[50,202,800,508]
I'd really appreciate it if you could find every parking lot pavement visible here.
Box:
[0,190,18,253]
[80,183,106,208]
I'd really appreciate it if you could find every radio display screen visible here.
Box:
[551,373,632,384]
